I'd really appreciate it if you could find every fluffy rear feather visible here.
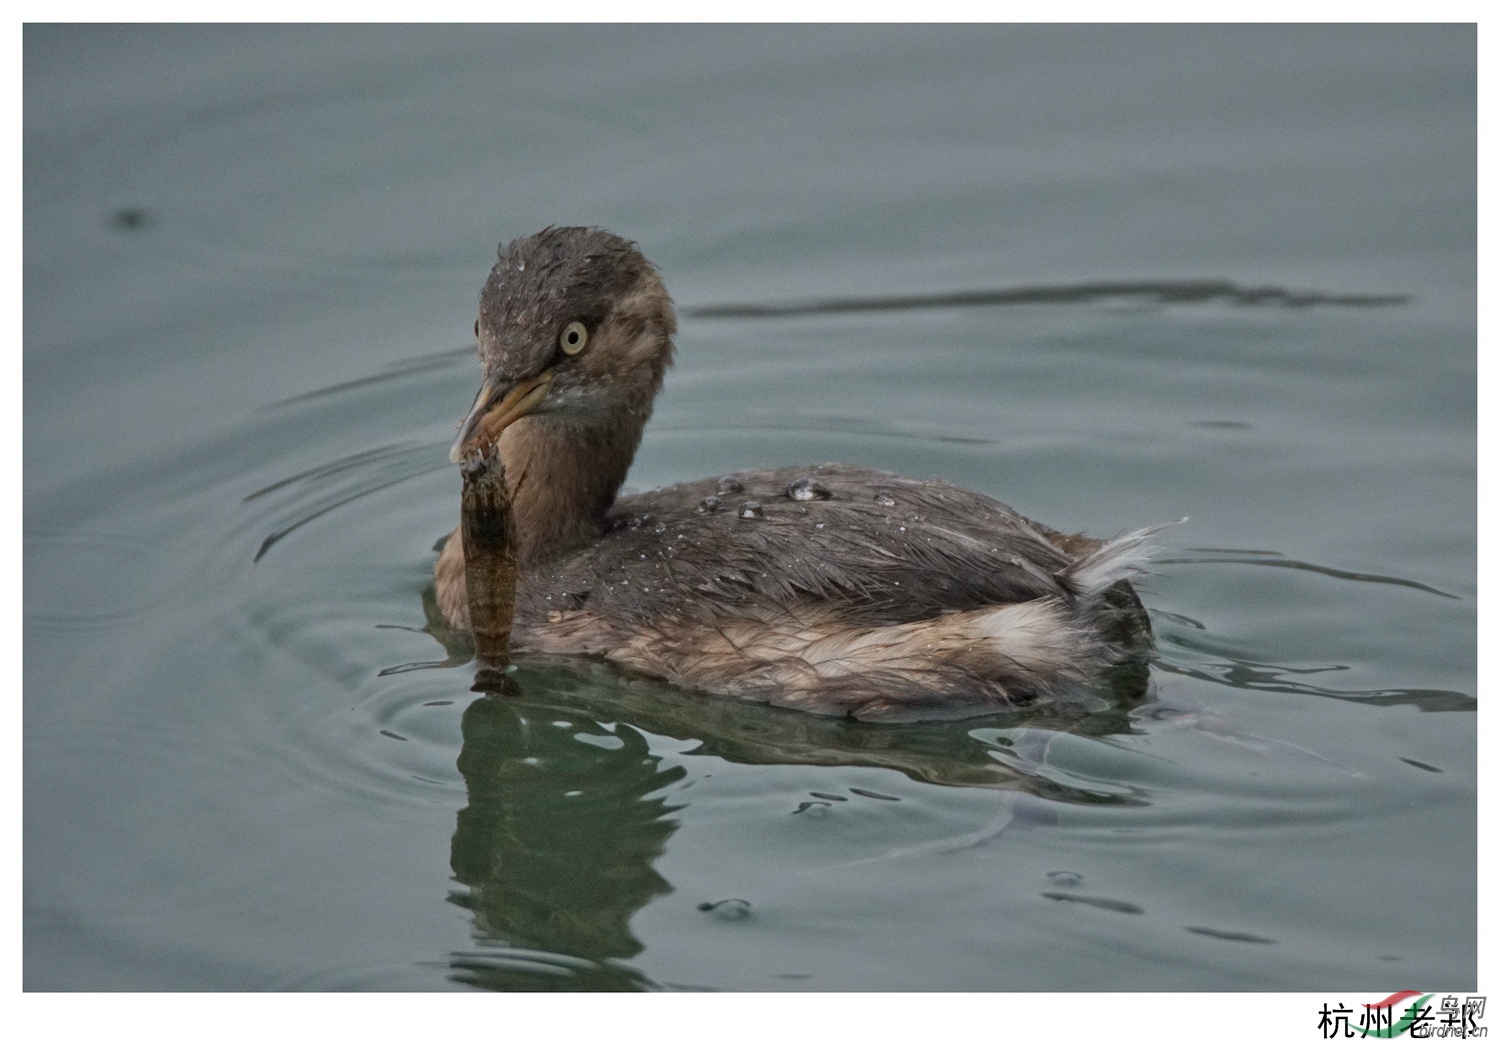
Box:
[1062,519,1184,598]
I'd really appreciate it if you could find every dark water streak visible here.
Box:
[1154,556,1461,600]
[688,280,1410,320]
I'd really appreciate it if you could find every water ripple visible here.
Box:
[266,346,474,408]
[1155,555,1461,599]
[446,944,654,992]
[244,440,447,562]
[688,280,1410,319]
[1154,654,1475,712]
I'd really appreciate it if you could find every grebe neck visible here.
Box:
[498,407,646,568]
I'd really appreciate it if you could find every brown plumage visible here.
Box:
[437,227,1169,720]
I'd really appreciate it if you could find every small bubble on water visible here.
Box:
[697,495,724,514]
[739,501,763,519]
[787,477,831,501]
[874,490,896,506]
[716,474,744,495]
[1047,871,1083,887]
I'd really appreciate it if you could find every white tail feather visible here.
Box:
[1064,519,1185,597]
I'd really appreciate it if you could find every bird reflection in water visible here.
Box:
[439,623,1137,991]
[447,689,683,992]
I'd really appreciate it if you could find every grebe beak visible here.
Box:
[450,370,555,463]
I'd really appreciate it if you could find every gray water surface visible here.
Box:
[24,24,1475,991]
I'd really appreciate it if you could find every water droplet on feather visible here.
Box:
[787,477,831,501]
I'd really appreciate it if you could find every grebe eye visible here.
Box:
[560,321,589,355]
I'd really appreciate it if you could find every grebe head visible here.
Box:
[450,227,676,462]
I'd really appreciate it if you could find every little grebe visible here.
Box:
[436,227,1168,719]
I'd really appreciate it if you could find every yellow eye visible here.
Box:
[560,321,588,355]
